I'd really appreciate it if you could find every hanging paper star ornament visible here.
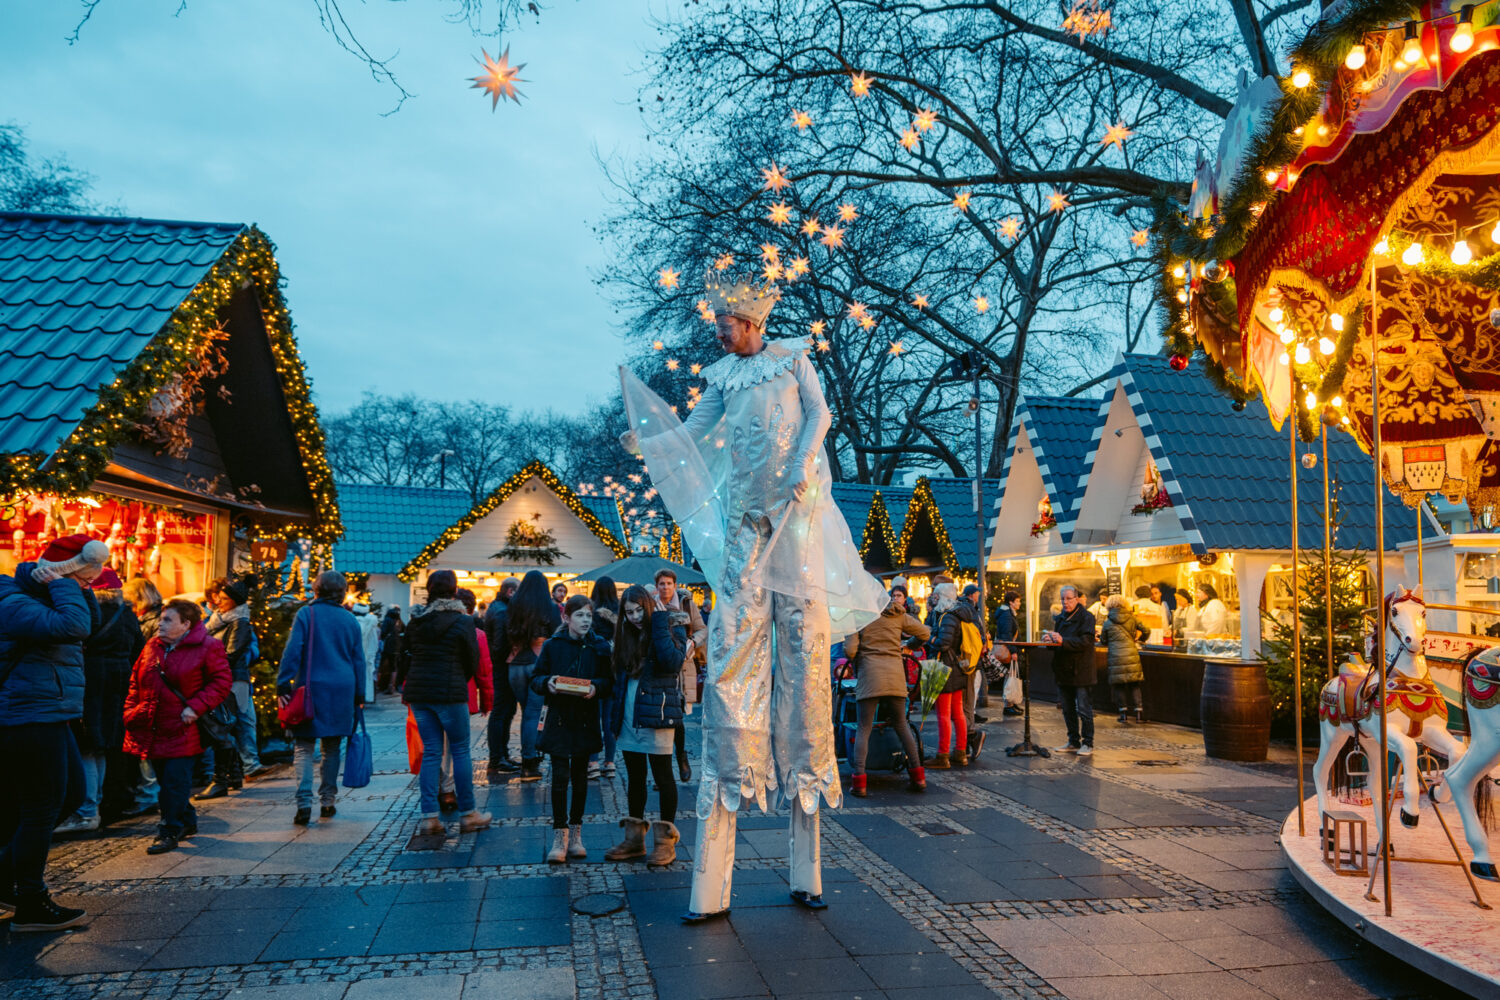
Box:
[810,319,827,336]
[850,72,871,96]
[888,340,905,355]
[974,296,990,313]
[788,257,810,278]
[848,302,869,320]
[761,162,792,192]
[998,217,1022,240]
[470,47,526,108]
[714,253,735,271]
[791,109,813,131]
[1130,229,1150,247]
[767,202,793,226]
[900,129,920,150]
[816,338,831,352]
[666,358,680,371]
[1046,191,1070,212]
[759,242,780,262]
[652,340,665,351]
[912,293,928,309]
[858,315,876,330]
[800,218,822,237]
[913,108,938,132]
[658,268,680,289]
[763,261,784,281]
[820,224,845,249]
[953,191,972,212]
[690,363,702,375]
[1100,122,1134,148]
[838,203,859,223]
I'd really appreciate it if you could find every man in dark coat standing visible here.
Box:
[1042,584,1096,756]
[484,576,520,773]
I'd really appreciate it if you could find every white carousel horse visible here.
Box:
[1312,586,1468,851]
[1441,645,1500,880]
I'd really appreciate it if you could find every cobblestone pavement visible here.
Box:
[0,698,1467,999]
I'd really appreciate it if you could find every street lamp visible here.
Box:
[438,449,456,489]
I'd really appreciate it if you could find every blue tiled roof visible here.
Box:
[830,482,881,548]
[0,213,246,457]
[578,495,627,548]
[924,477,1003,570]
[1016,396,1101,536]
[1121,353,1419,553]
[332,483,472,576]
[882,487,913,538]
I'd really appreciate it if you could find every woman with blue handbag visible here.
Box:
[276,571,365,826]
[603,585,686,866]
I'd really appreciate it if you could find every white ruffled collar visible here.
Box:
[701,338,809,392]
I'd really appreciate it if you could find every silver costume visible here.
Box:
[620,339,885,913]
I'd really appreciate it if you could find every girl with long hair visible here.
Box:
[589,576,622,778]
[603,585,686,866]
[505,570,562,780]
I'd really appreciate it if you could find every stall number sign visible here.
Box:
[251,539,287,564]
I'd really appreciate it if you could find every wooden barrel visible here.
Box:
[1199,661,1272,762]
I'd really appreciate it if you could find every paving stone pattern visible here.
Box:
[0,699,1468,999]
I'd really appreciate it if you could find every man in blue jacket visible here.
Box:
[0,534,109,932]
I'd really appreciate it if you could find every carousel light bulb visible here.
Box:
[1294,343,1312,365]
[1329,312,1344,331]
[1402,241,1424,266]
[1176,289,1188,303]
[1452,6,1475,53]
[1278,326,1295,345]
[1452,239,1474,265]
[1268,306,1283,323]
[1332,395,1344,408]
[1345,44,1367,70]
[1292,68,1312,88]
[1319,336,1336,355]
[1265,168,1280,184]
[1172,264,1185,279]
[1374,237,1390,255]
[1305,391,1319,410]
[1492,219,1500,243]
[1278,351,1290,366]
[1402,22,1422,64]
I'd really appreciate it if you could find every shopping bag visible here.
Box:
[405,708,423,776]
[1002,672,1024,708]
[344,708,373,789]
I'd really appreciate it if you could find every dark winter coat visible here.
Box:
[844,598,929,701]
[80,593,144,753]
[399,598,478,705]
[122,622,233,759]
[993,604,1019,645]
[378,612,404,675]
[1049,604,1098,686]
[610,610,686,734]
[933,601,978,694]
[0,563,99,727]
[206,604,256,682]
[592,605,618,644]
[276,599,365,739]
[530,627,613,756]
[481,600,507,663]
[1101,606,1150,685]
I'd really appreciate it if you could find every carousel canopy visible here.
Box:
[569,554,706,588]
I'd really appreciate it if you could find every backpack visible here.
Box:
[943,611,984,674]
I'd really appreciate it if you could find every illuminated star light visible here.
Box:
[767,202,793,226]
[998,217,1022,240]
[665,358,680,371]
[900,129,920,150]
[912,293,929,309]
[690,362,703,375]
[838,203,858,223]
[850,72,871,96]
[1100,122,1134,148]
[820,224,846,249]
[761,162,792,192]
[914,108,938,131]
[816,338,831,352]
[848,302,869,320]
[800,217,822,237]
[953,191,972,212]
[787,257,810,278]
[658,268,680,288]
[763,262,784,281]
[470,46,526,108]
[888,340,905,355]
[858,315,876,330]
[652,340,665,350]
[1046,190,1070,212]
[714,253,735,271]
[1131,229,1150,247]
[974,296,990,313]
[1062,0,1112,38]
[810,320,827,336]
[759,242,780,262]
[792,109,813,131]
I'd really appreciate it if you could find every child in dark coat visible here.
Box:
[530,595,612,863]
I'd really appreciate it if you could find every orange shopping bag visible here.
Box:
[405,707,423,776]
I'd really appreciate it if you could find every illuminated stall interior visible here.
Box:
[0,213,342,597]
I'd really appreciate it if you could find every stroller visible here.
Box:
[831,645,928,770]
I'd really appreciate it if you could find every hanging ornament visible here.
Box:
[1099,122,1133,149]
[1301,451,1318,469]
[470,47,526,108]
[761,162,792,192]
[1130,229,1150,247]
[850,72,871,96]
[767,202,792,226]
[1169,354,1189,371]
[1489,308,1500,330]
[791,109,813,131]
[1201,260,1226,282]
[658,268,680,289]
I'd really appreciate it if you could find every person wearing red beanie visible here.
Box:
[0,533,107,931]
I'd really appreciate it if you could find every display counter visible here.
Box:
[1021,645,1213,730]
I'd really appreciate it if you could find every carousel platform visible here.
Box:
[1281,795,1500,998]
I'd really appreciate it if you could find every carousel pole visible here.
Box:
[1291,414,1305,837]
[1371,263,1393,916]
[1417,501,1424,592]
[1323,425,1334,681]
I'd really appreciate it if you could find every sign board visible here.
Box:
[1105,567,1122,596]
[251,539,287,564]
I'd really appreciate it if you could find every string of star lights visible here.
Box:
[397,460,626,582]
[0,227,342,544]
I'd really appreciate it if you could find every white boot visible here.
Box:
[568,824,587,859]
[547,827,570,864]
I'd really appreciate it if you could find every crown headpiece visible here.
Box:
[703,270,780,327]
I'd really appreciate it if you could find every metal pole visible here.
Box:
[1417,501,1424,593]
[974,359,986,623]
[1371,263,1393,916]
[1291,416,1305,837]
[1323,425,1334,681]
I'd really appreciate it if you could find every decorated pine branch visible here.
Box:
[493,512,567,566]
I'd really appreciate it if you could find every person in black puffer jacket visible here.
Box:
[531,595,612,864]
[55,569,143,833]
[0,534,108,932]
[198,576,261,800]
[481,577,519,774]
[401,569,489,837]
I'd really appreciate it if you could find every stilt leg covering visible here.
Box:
[689,797,738,915]
[788,798,822,899]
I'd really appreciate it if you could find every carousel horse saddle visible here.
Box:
[1321,659,1377,725]
[1463,647,1500,709]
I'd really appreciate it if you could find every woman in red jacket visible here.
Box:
[122,599,232,855]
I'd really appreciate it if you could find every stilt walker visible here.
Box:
[619,270,887,923]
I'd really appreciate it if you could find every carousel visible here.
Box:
[1157,0,1500,990]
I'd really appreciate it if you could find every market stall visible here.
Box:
[0,213,343,599]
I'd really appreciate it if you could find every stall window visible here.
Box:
[1033,569,1106,635]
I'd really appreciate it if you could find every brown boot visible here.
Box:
[647,820,680,866]
[416,817,445,837]
[952,748,969,767]
[929,753,950,769]
[605,817,649,861]
[459,810,492,833]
